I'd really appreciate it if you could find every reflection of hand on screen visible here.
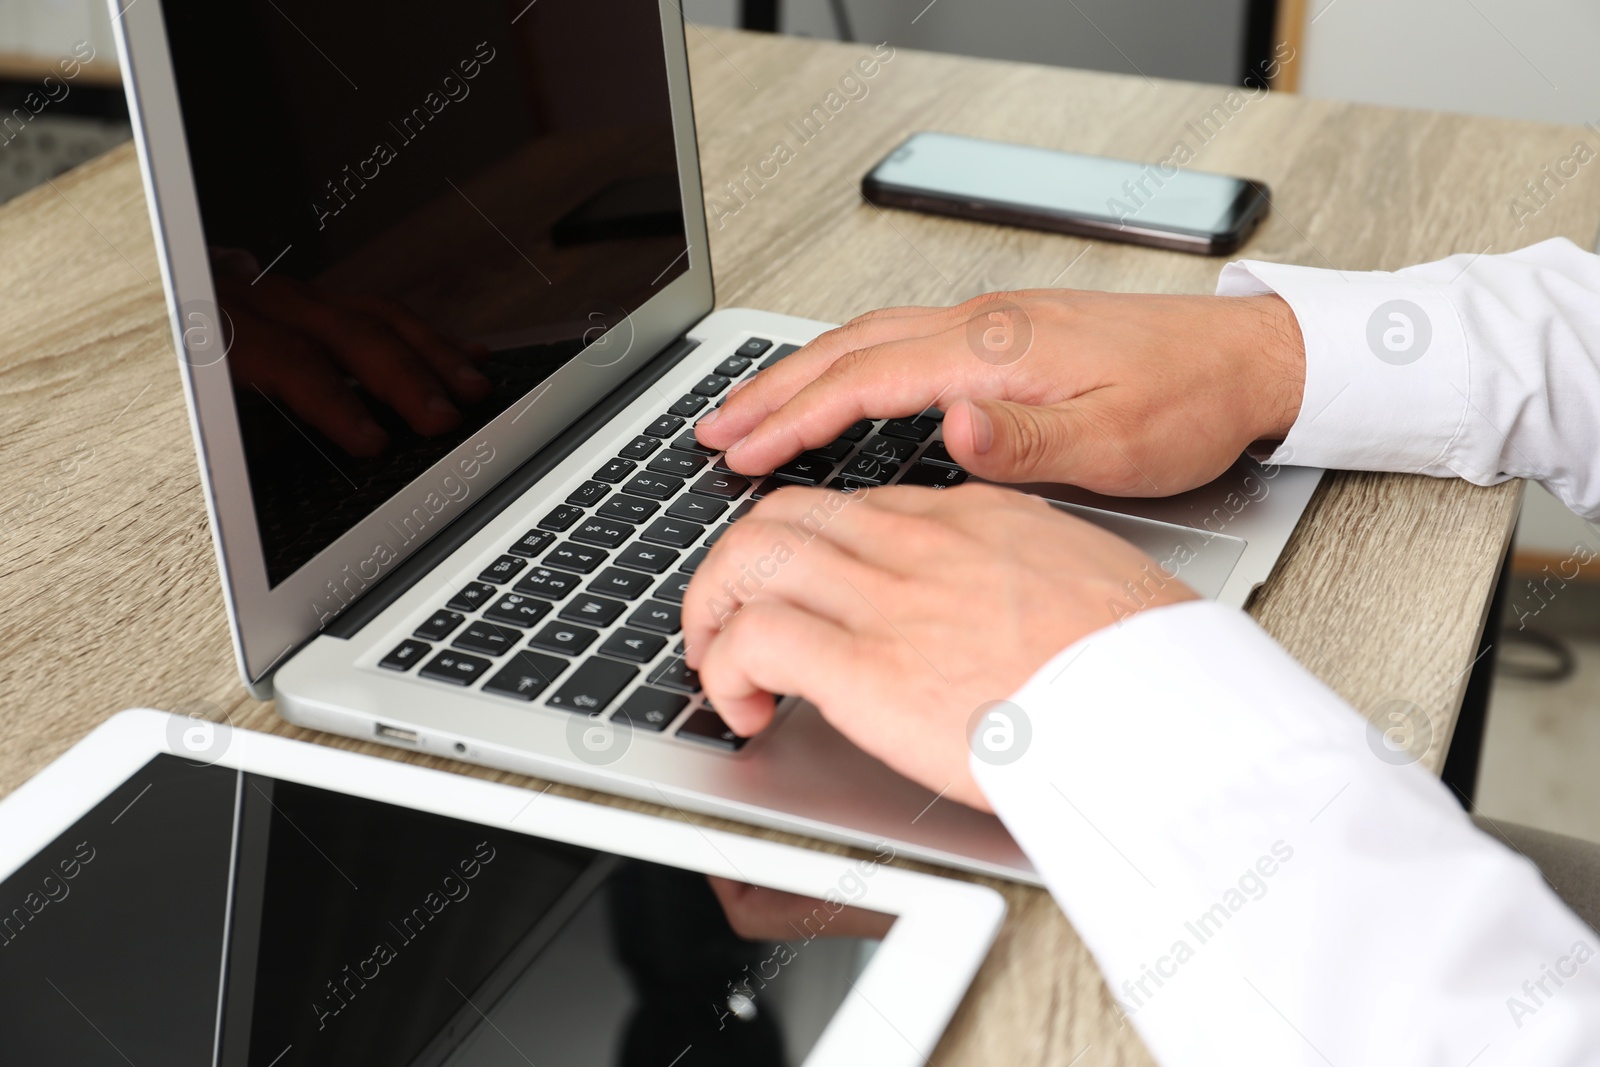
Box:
[707,875,895,941]
[213,267,491,457]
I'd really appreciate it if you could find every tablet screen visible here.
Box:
[0,755,895,1066]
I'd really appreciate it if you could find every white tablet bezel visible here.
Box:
[0,710,1005,1066]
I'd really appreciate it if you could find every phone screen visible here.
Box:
[868,131,1255,237]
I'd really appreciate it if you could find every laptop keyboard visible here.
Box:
[375,336,968,752]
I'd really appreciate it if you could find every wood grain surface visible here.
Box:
[3,27,1598,1066]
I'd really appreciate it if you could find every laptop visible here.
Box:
[112,0,1322,883]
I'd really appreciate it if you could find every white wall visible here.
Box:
[0,0,117,66]
[1300,0,1600,127]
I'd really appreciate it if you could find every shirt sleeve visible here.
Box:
[1216,238,1600,519]
[973,600,1600,1067]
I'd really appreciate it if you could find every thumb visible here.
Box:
[944,397,1087,484]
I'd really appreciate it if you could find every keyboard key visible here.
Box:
[713,355,752,378]
[589,567,654,600]
[419,650,492,687]
[879,415,939,442]
[615,542,680,574]
[529,621,598,656]
[918,405,946,422]
[898,463,969,489]
[415,610,465,642]
[774,455,834,485]
[619,435,662,460]
[599,495,660,525]
[640,517,705,549]
[667,493,728,524]
[860,435,918,464]
[482,651,568,701]
[649,659,700,694]
[691,471,750,499]
[750,476,785,500]
[453,620,523,657]
[654,573,692,603]
[546,658,638,714]
[677,708,748,750]
[705,523,733,546]
[543,542,609,574]
[804,438,854,463]
[599,627,668,663]
[737,337,774,360]
[918,440,963,469]
[649,656,700,693]
[380,639,431,672]
[757,342,799,369]
[692,373,732,397]
[538,504,585,532]
[616,686,689,731]
[627,599,681,634]
[840,455,899,485]
[478,554,528,585]
[558,594,628,627]
[513,567,582,600]
[838,419,874,442]
[729,500,757,522]
[644,414,685,438]
[620,471,685,500]
[567,480,611,507]
[828,478,872,493]
[648,449,708,477]
[446,582,497,613]
[571,517,634,549]
[507,529,556,558]
[593,457,637,483]
[484,593,553,627]
[680,546,711,573]
[671,430,716,455]
[668,394,709,418]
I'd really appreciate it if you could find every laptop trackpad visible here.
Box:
[1045,501,1247,600]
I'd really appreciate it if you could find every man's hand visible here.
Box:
[696,289,1305,496]
[682,483,1198,810]
[216,274,492,457]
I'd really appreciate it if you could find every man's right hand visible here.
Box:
[696,289,1307,497]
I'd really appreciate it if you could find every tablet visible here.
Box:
[0,710,1003,1067]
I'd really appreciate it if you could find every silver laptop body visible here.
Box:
[113,0,1321,883]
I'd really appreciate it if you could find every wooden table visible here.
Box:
[4,27,1598,1066]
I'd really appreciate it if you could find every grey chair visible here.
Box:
[1474,815,1600,934]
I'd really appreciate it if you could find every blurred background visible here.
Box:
[4,0,1598,840]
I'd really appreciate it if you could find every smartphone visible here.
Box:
[861,131,1270,256]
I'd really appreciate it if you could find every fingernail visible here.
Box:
[727,378,752,398]
[698,407,721,429]
[454,365,489,389]
[357,417,385,441]
[727,434,749,454]
[966,400,994,454]
[426,394,458,416]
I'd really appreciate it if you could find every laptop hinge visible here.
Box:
[319,333,702,641]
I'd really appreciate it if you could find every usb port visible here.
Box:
[375,723,419,745]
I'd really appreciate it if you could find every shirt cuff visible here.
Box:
[1216,261,1471,475]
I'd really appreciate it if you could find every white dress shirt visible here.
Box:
[974,238,1600,1066]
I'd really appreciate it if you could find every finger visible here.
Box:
[695,597,860,736]
[243,278,464,436]
[944,396,1119,486]
[681,514,884,667]
[329,292,493,404]
[230,307,389,457]
[716,327,999,476]
[697,306,958,451]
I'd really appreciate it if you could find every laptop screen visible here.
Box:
[0,754,894,1065]
[161,0,689,586]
